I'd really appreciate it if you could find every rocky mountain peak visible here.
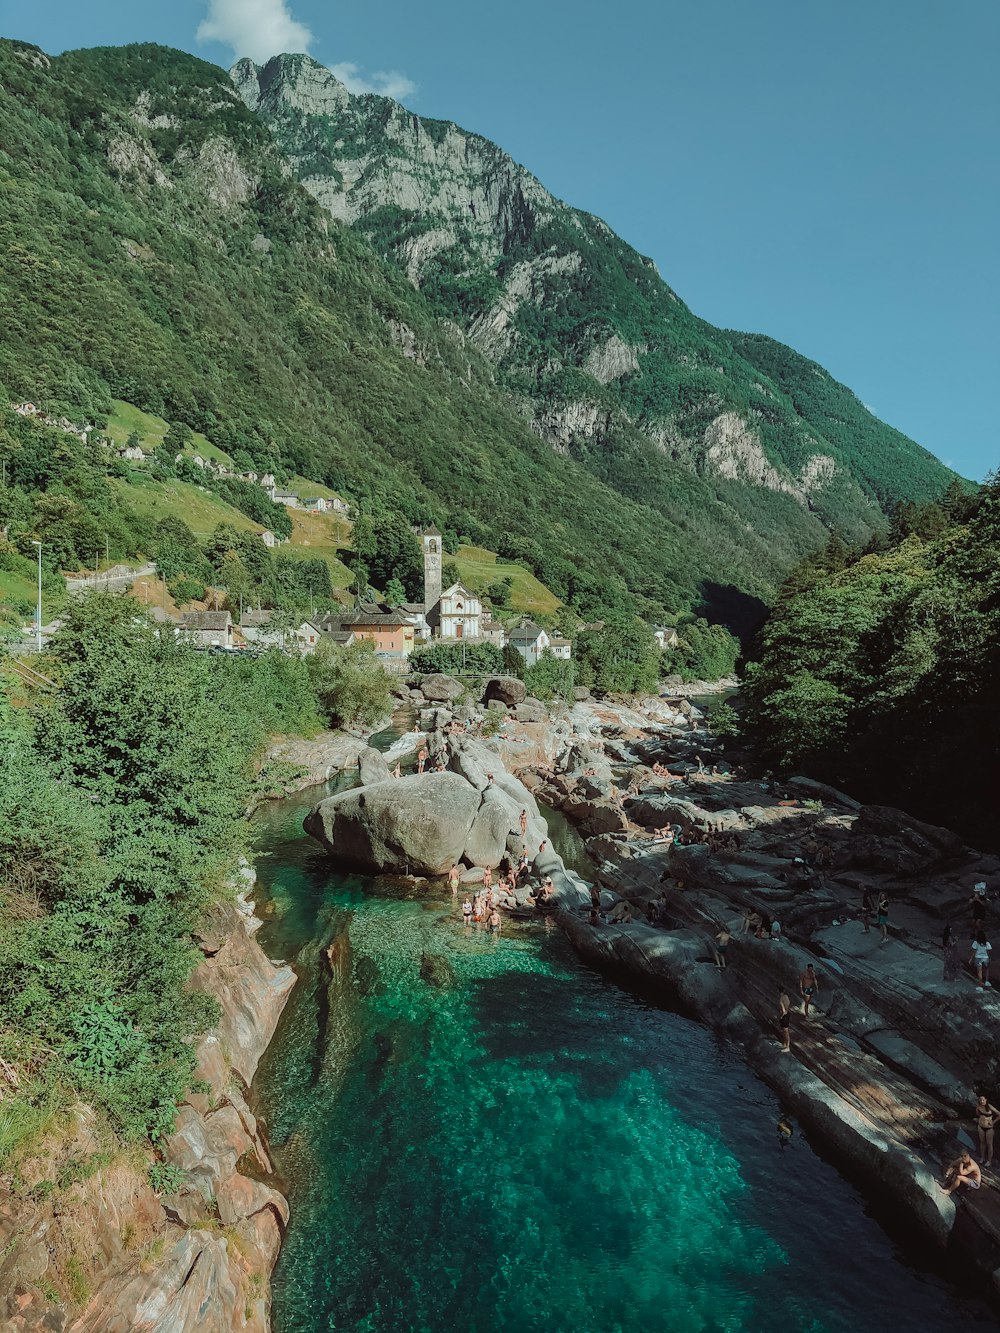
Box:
[231,52,351,117]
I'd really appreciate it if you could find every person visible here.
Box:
[462,897,473,927]
[519,808,528,837]
[877,892,890,943]
[487,907,502,935]
[940,1152,982,1195]
[861,888,875,934]
[799,963,818,1017]
[417,746,428,775]
[742,908,760,935]
[392,761,402,779]
[541,875,554,902]
[777,1117,794,1147]
[943,923,962,981]
[482,865,493,891]
[778,986,792,1051]
[449,864,461,898]
[975,1095,1000,1166]
[714,927,731,970]
[970,931,993,988]
[608,900,633,925]
[769,918,782,943]
[538,841,547,858]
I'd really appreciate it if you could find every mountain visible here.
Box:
[0,40,957,630]
[234,55,959,529]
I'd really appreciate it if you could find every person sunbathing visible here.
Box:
[940,1152,982,1195]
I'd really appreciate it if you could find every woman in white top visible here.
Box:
[970,931,993,988]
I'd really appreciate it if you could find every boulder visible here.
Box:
[421,673,465,703]
[849,805,964,875]
[419,952,457,989]
[572,686,591,701]
[463,787,520,868]
[565,799,629,837]
[357,747,391,787]
[305,773,481,875]
[484,676,526,707]
[514,698,548,723]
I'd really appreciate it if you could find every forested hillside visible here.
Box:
[0,38,962,632]
[236,54,959,556]
[744,480,999,846]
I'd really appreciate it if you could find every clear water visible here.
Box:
[250,787,991,1333]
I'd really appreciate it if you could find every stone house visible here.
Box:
[260,530,277,548]
[548,636,572,661]
[654,627,680,651]
[260,473,276,490]
[302,496,329,513]
[348,608,415,656]
[179,610,232,648]
[118,442,146,462]
[268,487,299,508]
[508,622,550,666]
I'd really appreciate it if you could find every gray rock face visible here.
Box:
[305,773,481,875]
[463,785,520,868]
[514,698,547,723]
[484,676,526,707]
[357,747,391,786]
[420,673,465,703]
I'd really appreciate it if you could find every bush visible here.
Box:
[706,700,741,738]
[306,639,393,729]
[410,642,504,675]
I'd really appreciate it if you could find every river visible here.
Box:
[249,780,991,1333]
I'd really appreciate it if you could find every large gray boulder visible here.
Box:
[421,673,465,703]
[463,786,520,868]
[514,698,547,723]
[483,676,526,707]
[357,747,391,787]
[305,773,481,875]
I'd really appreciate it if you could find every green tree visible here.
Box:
[575,616,658,694]
[306,639,393,729]
[384,576,406,606]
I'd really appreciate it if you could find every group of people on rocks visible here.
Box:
[453,836,556,935]
[940,884,993,989]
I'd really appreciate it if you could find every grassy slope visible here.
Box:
[453,545,560,617]
[110,476,259,536]
[106,400,231,466]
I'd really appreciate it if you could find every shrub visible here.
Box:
[306,639,393,729]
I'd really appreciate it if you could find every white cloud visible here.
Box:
[197,1,417,100]
[197,0,314,63]
[329,61,416,100]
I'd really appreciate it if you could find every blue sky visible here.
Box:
[5,0,998,480]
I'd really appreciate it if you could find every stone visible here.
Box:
[514,697,547,723]
[419,952,456,989]
[565,799,629,837]
[357,747,391,786]
[463,786,520,867]
[420,673,464,703]
[572,686,591,701]
[305,772,481,875]
[849,805,964,875]
[483,676,526,707]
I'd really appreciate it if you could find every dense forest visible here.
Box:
[743,479,999,846]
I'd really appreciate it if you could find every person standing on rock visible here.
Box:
[970,931,993,988]
[449,864,461,898]
[519,808,528,837]
[861,888,875,934]
[714,927,731,969]
[971,883,988,932]
[975,1094,1000,1166]
[799,964,819,1017]
[417,746,428,774]
[778,986,792,1051]
[877,892,890,943]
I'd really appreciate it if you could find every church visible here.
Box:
[421,527,483,640]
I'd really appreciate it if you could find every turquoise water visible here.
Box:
[251,787,990,1333]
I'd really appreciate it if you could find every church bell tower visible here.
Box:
[423,526,442,614]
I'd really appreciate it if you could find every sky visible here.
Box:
[4,0,997,480]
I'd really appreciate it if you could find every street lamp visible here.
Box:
[31,540,42,652]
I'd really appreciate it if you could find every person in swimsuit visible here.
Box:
[714,928,731,970]
[975,1095,1000,1166]
[392,762,402,779]
[417,747,427,774]
[483,865,493,890]
[941,1152,982,1195]
[877,893,890,943]
[449,864,461,898]
[519,809,529,837]
[487,907,502,935]
[462,897,473,927]
[970,931,993,988]
[799,964,818,1017]
[778,986,792,1051]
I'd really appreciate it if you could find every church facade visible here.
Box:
[421,527,482,639]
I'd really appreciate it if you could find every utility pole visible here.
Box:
[31,540,42,651]
[105,533,110,587]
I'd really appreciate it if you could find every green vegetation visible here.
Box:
[524,651,574,702]
[743,481,998,846]
[306,639,393,729]
[0,594,324,1162]
[663,620,741,683]
[410,642,504,676]
[575,617,660,695]
[452,546,561,618]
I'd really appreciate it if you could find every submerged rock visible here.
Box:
[419,952,457,989]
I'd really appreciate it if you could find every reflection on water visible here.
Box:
[251,787,990,1333]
